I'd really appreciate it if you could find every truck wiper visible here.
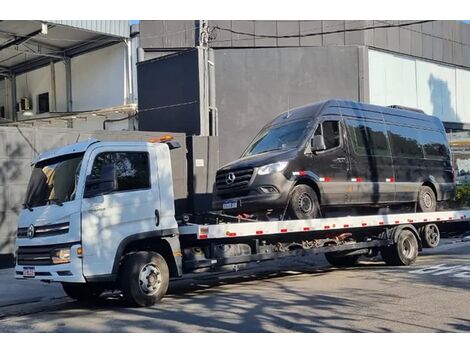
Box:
[47,198,64,206]
[22,203,34,212]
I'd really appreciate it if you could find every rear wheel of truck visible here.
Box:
[287,184,320,219]
[417,185,437,212]
[61,283,103,302]
[381,229,418,266]
[120,251,169,307]
[324,252,360,267]
[421,223,440,248]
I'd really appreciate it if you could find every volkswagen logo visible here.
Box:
[226,172,236,185]
[27,224,35,239]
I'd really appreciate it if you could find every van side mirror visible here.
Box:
[84,165,118,198]
[311,135,326,152]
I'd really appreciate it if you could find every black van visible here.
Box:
[212,99,456,219]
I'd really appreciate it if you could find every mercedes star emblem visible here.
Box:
[226,172,236,185]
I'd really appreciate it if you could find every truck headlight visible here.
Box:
[257,161,288,175]
[51,248,71,264]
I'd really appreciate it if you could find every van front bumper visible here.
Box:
[15,243,85,283]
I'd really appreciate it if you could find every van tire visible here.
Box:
[62,283,103,302]
[287,184,320,219]
[325,252,360,267]
[381,229,418,266]
[120,251,169,307]
[417,186,437,212]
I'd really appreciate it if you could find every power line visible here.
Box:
[211,20,435,40]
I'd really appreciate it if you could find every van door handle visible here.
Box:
[155,209,160,227]
[333,157,346,163]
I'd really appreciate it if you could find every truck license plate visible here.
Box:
[222,200,238,210]
[23,267,35,278]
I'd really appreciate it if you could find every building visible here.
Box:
[0,20,137,131]
[135,20,470,178]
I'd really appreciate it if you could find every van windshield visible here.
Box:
[24,153,84,209]
[243,119,311,157]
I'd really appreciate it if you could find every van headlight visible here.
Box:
[51,247,71,264]
[257,161,288,175]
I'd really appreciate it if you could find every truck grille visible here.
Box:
[17,222,69,238]
[17,245,55,265]
[216,168,254,191]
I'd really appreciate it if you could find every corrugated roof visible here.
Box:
[47,20,130,38]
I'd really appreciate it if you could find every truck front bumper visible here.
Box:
[15,243,86,283]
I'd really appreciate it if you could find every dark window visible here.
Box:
[346,119,390,156]
[387,124,424,158]
[314,120,340,150]
[420,130,449,160]
[91,152,150,192]
[0,106,4,118]
[37,92,49,114]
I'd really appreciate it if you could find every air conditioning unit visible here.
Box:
[16,97,32,112]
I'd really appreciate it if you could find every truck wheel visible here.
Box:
[61,283,103,302]
[421,224,440,248]
[120,251,169,307]
[381,229,418,266]
[287,184,320,219]
[325,252,360,267]
[417,186,436,212]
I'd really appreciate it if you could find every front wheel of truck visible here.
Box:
[61,283,103,302]
[120,251,169,307]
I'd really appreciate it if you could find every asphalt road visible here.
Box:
[0,239,469,332]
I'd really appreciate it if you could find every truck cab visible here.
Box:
[16,138,182,306]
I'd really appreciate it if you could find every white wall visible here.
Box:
[369,49,470,124]
[71,43,127,111]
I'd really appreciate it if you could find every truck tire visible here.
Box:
[417,186,437,212]
[287,184,320,219]
[325,252,360,267]
[120,251,169,307]
[61,283,103,302]
[381,229,418,266]
[421,223,440,248]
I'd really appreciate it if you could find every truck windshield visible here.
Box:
[243,119,311,157]
[24,153,84,209]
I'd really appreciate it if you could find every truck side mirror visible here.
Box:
[84,165,118,198]
[311,135,326,152]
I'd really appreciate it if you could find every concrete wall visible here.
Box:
[368,49,470,124]
[213,46,362,165]
[0,126,188,268]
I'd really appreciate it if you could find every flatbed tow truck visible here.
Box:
[15,138,464,306]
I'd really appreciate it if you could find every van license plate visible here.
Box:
[23,267,35,278]
[222,200,238,210]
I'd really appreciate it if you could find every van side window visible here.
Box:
[91,152,150,192]
[420,130,449,160]
[345,119,390,157]
[387,124,424,158]
[315,121,340,150]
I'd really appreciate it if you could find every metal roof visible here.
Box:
[0,20,130,75]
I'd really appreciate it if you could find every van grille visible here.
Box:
[17,245,55,265]
[215,168,254,190]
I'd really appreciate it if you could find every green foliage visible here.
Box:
[454,184,470,207]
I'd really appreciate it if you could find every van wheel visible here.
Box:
[325,252,360,267]
[381,229,418,266]
[287,184,320,219]
[120,251,169,307]
[421,224,440,248]
[417,186,436,212]
[62,283,103,302]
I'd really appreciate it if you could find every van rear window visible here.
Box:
[387,124,424,158]
[420,130,449,160]
[345,119,390,157]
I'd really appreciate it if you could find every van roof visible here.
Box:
[271,99,443,130]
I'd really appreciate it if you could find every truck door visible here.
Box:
[344,118,395,204]
[309,118,351,205]
[80,146,161,278]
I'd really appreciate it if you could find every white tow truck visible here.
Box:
[15,137,466,306]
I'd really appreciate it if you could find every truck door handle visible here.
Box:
[155,209,160,227]
[333,157,346,163]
